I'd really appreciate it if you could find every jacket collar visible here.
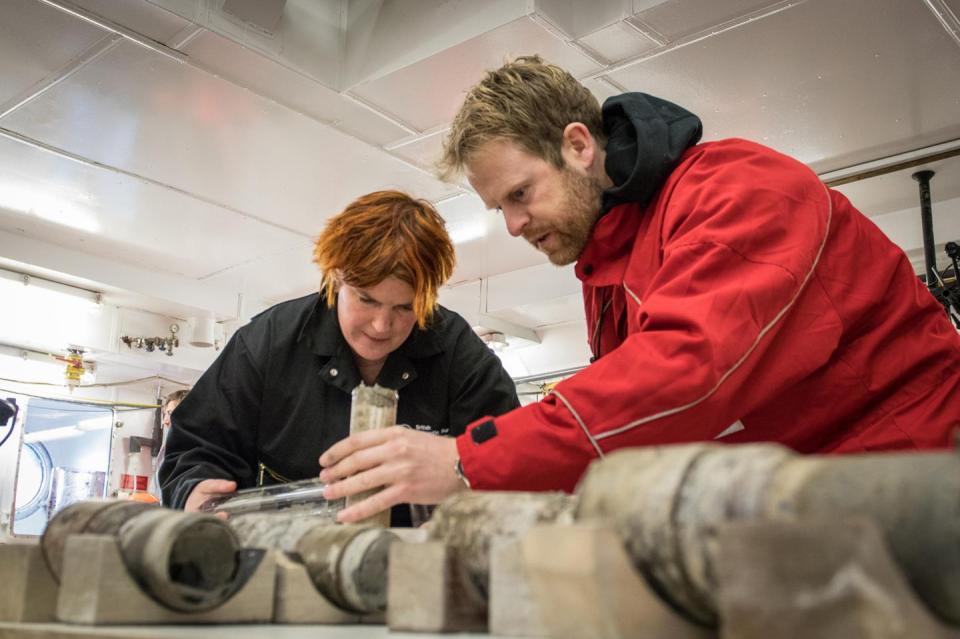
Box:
[575,202,645,287]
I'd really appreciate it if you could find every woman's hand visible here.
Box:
[184,479,237,513]
[319,426,465,523]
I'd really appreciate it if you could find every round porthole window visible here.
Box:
[14,442,53,521]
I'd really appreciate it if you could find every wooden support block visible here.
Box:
[387,540,486,633]
[272,551,360,623]
[713,518,960,639]
[522,524,715,639]
[0,541,59,622]
[489,536,549,637]
[272,551,383,624]
[56,535,275,625]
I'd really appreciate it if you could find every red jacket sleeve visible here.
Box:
[457,142,836,491]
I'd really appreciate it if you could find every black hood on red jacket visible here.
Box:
[601,93,703,214]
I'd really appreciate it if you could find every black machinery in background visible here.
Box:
[912,170,960,329]
[0,397,18,449]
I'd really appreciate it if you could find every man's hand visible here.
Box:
[184,479,237,513]
[319,426,465,523]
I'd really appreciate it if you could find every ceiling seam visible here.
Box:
[525,11,612,67]
[166,25,205,50]
[922,0,960,48]
[0,35,121,121]
[35,0,188,65]
[384,125,448,152]
[598,75,629,94]
[339,90,419,135]
[0,126,312,241]
[582,0,810,81]
[622,16,667,47]
[196,249,299,282]
[337,0,348,89]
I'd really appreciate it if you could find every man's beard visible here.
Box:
[526,168,603,266]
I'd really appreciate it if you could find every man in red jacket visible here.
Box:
[320,56,960,521]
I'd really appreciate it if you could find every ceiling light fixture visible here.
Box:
[188,316,217,348]
[474,328,509,352]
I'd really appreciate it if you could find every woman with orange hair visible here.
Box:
[159,191,518,526]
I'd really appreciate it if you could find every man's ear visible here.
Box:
[560,122,598,173]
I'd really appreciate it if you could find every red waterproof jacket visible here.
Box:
[457,138,960,492]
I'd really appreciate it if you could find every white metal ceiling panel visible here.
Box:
[630,0,789,41]
[389,129,447,171]
[583,76,627,106]
[67,0,194,44]
[3,41,457,236]
[487,293,585,329]
[436,193,550,283]
[348,16,605,133]
[0,0,108,107]
[199,242,320,311]
[343,0,530,87]
[485,263,581,313]
[0,133,306,280]
[438,279,482,324]
[181,30,412,147]
[578,21,659,62]
[607,0,960,172]
[534,0,632,40]
[150,0,343,87]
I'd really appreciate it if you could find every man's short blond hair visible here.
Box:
[439,55,604,180]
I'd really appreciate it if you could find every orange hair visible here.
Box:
[313,191,456,328]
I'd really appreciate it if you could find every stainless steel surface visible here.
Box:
[45,467,106,518]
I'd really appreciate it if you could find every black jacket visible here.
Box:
[159,293,519,517]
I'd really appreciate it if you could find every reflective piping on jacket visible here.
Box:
[552,389,605,458]
[594,181,834,442]
[623,282,642,306]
